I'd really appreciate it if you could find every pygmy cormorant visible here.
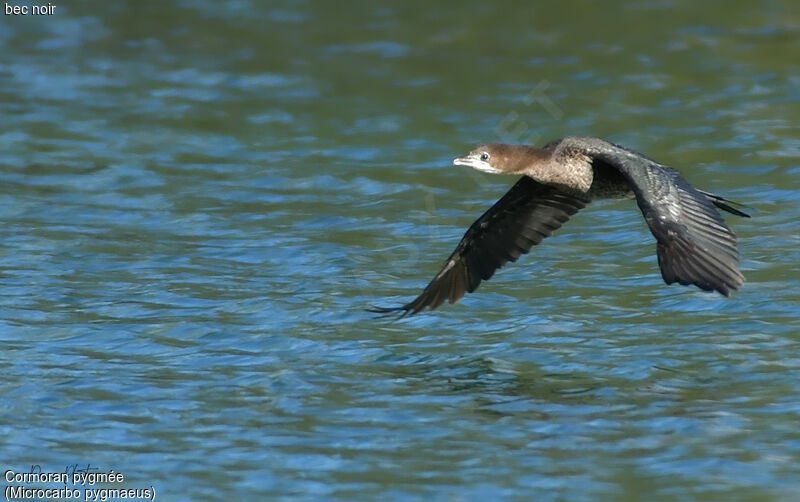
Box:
[372,137,749,316]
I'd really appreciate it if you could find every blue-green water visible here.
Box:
[1,1,799,500]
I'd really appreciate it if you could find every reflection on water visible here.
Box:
[1,1,799,499]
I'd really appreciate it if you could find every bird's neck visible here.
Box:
[513,145,594,193]
[502,145,550,173]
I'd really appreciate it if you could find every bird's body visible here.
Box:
[372,137,749,316]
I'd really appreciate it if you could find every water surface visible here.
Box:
[1,1,799,500]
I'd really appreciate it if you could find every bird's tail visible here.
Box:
[697,189,751,218]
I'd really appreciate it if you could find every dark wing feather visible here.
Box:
[648,170,744,295]
[568,138,744,296]
[370,176,589,316]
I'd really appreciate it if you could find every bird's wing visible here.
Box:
[559,137,744,296]
[370,176,589,316]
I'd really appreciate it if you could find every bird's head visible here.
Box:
[453,144,544,175]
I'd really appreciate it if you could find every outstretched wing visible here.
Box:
[560,137,744,296]
[371,176,589,316]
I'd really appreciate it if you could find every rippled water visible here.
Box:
[1,1,799,500]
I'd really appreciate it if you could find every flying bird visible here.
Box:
[371,137,749,317]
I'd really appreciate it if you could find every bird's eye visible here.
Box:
[480,152,490,161]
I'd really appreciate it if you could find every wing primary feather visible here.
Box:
[371,176,589,316]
